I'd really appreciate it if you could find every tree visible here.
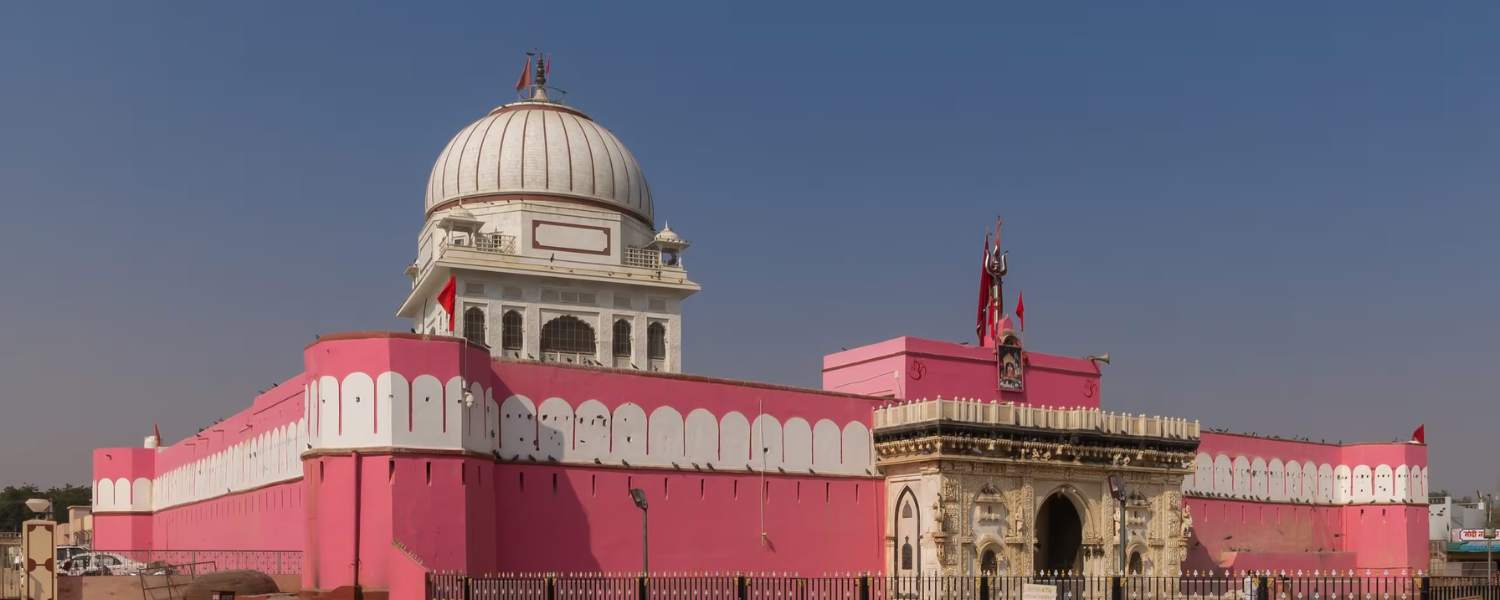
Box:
[0,484,92,532]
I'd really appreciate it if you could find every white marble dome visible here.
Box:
[425,100,653,223]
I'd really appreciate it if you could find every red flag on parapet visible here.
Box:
[1016,291,1026,331]
[976,235,992,344]
[438,275,457,333]
[515,56,533,91]
[1410,424,1425,444]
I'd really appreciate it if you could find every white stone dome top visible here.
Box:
[425,100,653,223]
[653,224,687,246]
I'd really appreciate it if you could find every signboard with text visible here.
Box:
[1022,583,1057,600]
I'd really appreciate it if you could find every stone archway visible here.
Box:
[1035,492,1083,574]
[980,547,999,575]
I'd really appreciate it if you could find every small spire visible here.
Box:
[531,52,550,101]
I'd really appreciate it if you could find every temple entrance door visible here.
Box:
[1035,493,1083,574]
[980,549,998,575]
[892,487,921,576]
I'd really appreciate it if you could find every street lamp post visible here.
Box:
[630,488,649,575]
[1484,492,1494,581]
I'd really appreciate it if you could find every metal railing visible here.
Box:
[427,574,1500,600]
[137,561,217,600]
[623,247,661,268]
[93,550,301,575]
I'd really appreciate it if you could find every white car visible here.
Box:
[59,552,145,576]
[55,545,88,564]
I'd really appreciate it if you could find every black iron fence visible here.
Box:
[91,550,301,575]
[426,574,1500,600]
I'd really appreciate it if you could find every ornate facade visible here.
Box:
[875,399,1198,576]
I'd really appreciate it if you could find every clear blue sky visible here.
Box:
[1,2,1495,494]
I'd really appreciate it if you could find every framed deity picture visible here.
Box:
[997,344,1024,391]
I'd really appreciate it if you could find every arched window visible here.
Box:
[540,316,596,355]
[612,320,632,358]
[501,311,523,351]
[462,307,487,347]
[901,537,914,570]
[647,322,666,360]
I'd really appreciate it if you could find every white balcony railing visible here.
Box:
[873,397,1200,440]
[541,351,600,366]
[443,234,517,256]
[623,247,661,268]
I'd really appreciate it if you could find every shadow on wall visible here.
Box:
[488,405,603,574]
[1183,527,1221,573]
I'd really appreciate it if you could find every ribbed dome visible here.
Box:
[425,101,653,222]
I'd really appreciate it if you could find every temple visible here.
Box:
[90,66,1429,598]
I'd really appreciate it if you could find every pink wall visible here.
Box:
[822,336,1101,409]
[93,514,152,550]
[92,448,155,483]
[149,482,305,551]
[1184,497,1426,572]
[91,448,157,549]
[488,463,882,574]
[295,333,886,591]
[1197,433,1427,476]
[91,375,309,551]
[1188,433,1429,571]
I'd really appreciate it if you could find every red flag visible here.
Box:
[1016,291,1025,331]
[1410,424,1425,444]
[514,56,533,92]
[437,275,457,333]
[976,236,992,344]
[543,54,551,78]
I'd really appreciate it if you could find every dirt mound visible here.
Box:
[179,570,281,600]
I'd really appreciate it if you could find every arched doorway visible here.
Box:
[980,548,999,575]
[1035,493,1083,574]
[892,487,920,576]
[1127,550,1143,575]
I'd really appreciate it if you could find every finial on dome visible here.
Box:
[654,224,687,247]
[515,50,560,102]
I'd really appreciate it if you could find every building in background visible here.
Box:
[90,67,1432,597]
[56,506,92,549]
[1429,496,1497,576]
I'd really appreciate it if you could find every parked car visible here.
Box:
[59,552,145,576]
[55,545,88,564]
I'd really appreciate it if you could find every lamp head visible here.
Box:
[24,498,51,516]
[1087,353,1111,366]
[629,488,648,510]
[1107,475,1125,501]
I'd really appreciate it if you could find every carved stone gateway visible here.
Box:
[876,399,1199,576]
